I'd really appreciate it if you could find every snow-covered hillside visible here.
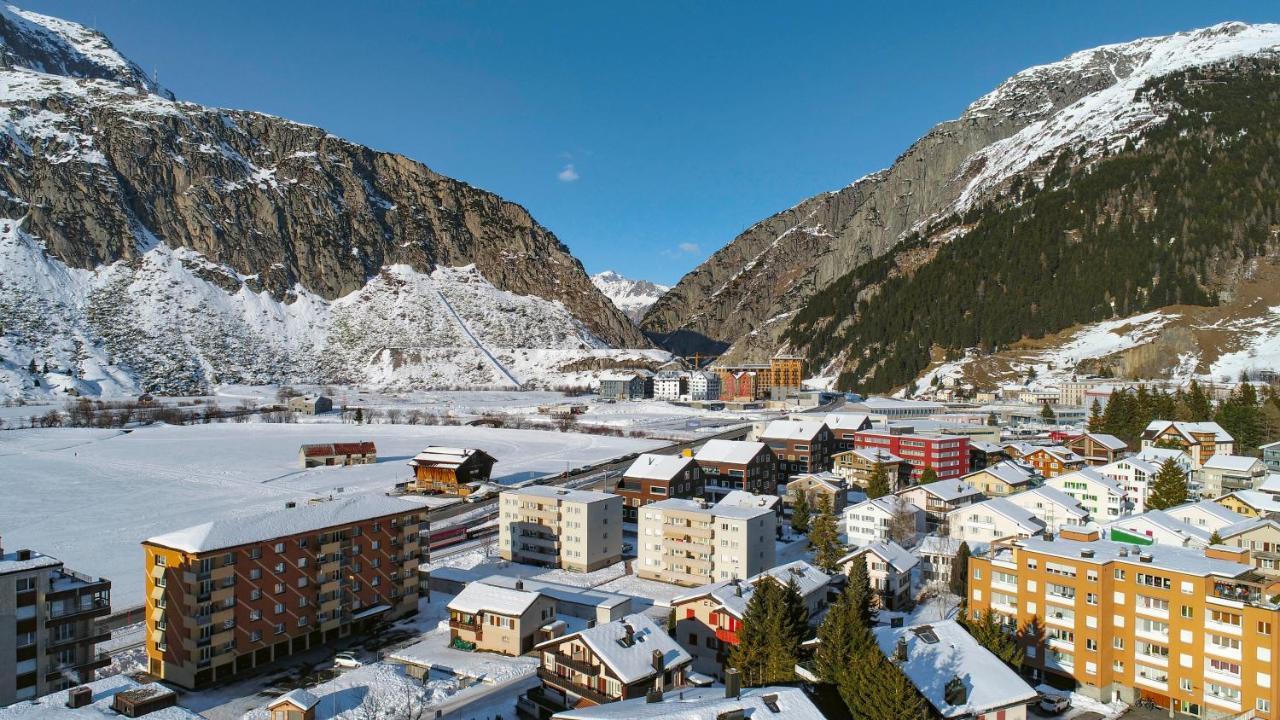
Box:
[0,222,668,399]
[591,270,669,323]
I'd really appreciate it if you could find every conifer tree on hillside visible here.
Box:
[1087,399,1104,431]
[1147,458,1188,511]
[810,494,844,573]
[1186,379,1214,421]
[1217,381,1264,452]
[791,491,811,535]
[949,542,971,598]
[1040,403,1056,423]
[866,461,890,499]
[844,553,874,628]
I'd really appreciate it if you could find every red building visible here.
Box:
[852,430,970,481]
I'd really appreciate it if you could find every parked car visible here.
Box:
[1037,695,1070,714]
[333,652,363,668]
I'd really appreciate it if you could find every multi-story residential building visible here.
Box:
[963,460,1040,497]
[1219,490,1280,518]
[946,497,1046,545]
[1219,518,1280,576]
[446,579,557,656]
[969,440,1009,473]
[142,496,425,689]
[839,541,918,610]
[769,355,805,391]
[1003,486,1090,534]
[1264,441,1280,473]
[1023,446,1088,479]
[822,412,874,451]
[716,369,765,401]
[832,448,907,490]
[853,429,970,481]
[1066,433,1129,466]
[0,541,111,705]
[1141,421,1235,468]
[1107,510,1214,548]
[636,497,776,586]
[652,371,688,401]
[967,529,1280,715]
[782,472,847,514]
[896,478,985,530]
[1047,467,1133,520]
[407,446,496,496]
[688,371,720,401]
[693,440,777,500]
[670,561,831,680]
[1098,457,1165,515]
[757,420,833,478]
[522,613,690,716]
[917,536,965,589]
[844,496,925,548]
[1200,455,1270,498]
[616,453,702,522]
[598,372,653,401]
[1135,446,1197,475]
[1164,500,1247,535]
[499,487,622,572]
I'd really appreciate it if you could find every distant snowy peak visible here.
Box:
[591,270,670,323]
[952,21,1280,211]
[0,4,158,92]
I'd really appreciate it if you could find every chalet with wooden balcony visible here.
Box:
[1141,420,1235,468]
[1064,432,1128,466]
[407,446,497,496]
[446,580,556,656]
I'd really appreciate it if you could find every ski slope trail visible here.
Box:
[432,288,522,388]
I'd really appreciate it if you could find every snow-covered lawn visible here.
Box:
[388,629,539,683]
[594,574,689,606]
[0,423,662,608]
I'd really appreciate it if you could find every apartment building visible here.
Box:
[821,412,874,451]
[0,541,111,705]
[598,372,653,401]
[1003,486,1091,534]
[636,497,776,587]
[917,536,966,589]
[783,472,847,514]
[844,496,925,548]
[1200,455,1269,498]
[1066,433,1129,466]
[616,453,702,522]
[445,580,556,656]
[853,429,970,481]
[693,440,778,500]
[896,478,985,530]
[967,529,1280,716]
[142,496,425,689]
[832,448,907,490]
[498,487,622,573]
[1047,467,1133,520]
[1263,441,1280,473]
[652,371,687,401]
[688,371,721,401]
[946,497,1046,545]
[840,541,918,610]
[1219,518,1280,576]
[963,460,1040,497]
[1142,421,1235,469]
[769,355,805,391]
[757,420,833,478]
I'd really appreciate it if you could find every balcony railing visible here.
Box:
[536,667,612,705]
[548,651,597,675]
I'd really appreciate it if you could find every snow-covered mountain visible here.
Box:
[0,5,659,400]
[591,271,669,323]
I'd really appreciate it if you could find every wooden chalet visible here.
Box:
[408,446,497,495]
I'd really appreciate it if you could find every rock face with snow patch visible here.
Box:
[642,22,1280,360]
[590,271,669,323]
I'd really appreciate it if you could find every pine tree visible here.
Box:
[918,466,938,485]
[949,542,971,598]
[1147,458,1188,510]
[875,659,932,720]
[353,407,364,424]
[1040,403,1056,423]
[1186,379,1213,421]
[866,461,890,499]
[814,584,856,687]
[963,608,1024,671]
[727,580,778,687]
[1087,399,1104,431]
[810,495,843,573]
[27,358,36,374]
[782,578,811,646]
[844,553,873,627]
[791,491,810,535]
[1209,530,1223,545]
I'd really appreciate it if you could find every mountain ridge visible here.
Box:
[590,270,669,323]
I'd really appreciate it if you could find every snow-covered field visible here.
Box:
[0,423,662,608]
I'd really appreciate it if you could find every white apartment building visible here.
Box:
[689,371,721,401]
[1099,456,1165,514]
[498,487,622,572]
[1199,455,1269,498]
[1047,467,1133,520]
[1164,500,1247,533]
[1002,485,1090,534]
[653,371,687,401]
[843,496,925,547]
[947,497,1046,545]
[839,540,918,610]
[637,496,777,586]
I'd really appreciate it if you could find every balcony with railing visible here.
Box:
[662,522,713,540]
[536,667,612,705]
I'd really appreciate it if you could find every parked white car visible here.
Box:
[333,652,363,668]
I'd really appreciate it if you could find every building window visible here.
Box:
[274,623,285,635]
[274,543,284,553]
[1260,621,1272,636]
[153,556,167,567]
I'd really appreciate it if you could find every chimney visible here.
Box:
[943,676,968,705]
[651,649,664,673]
[17,549,31,561]
[624,623,635,645]
[66,686,92,709]
[725,668,741,698]
[514,580,524,591]
[895,637,909,662]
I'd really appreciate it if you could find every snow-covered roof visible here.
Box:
[694,439,770,465]
[1053,466,1124,496]
[1203,454,1264,472]
[410,446,487,469]
[672,561,831,618]
[1136,446,1193,465]
[623,453,694,481]
[144,495,424,553]
[462,573,630,612]
[1108,511,1211,546]
[908,479,982,503]
[599,372,640,382]
[1082,433,1128,450]
[958,497,1046,533]
[541,612,690,684]
[1101,456,1161,477]
[858,397,944,411]
[1260,474,1280,495]
[0,675,200,720]
[873,621,1038,718]
[842,447,905,464]
[1030,445,1084,463]
[507,485,616,505]
[1219,517,1280,539]
[270,689,320,711]
[1144,420,1233,443]
[713,491,780,518]
[759,419,828,442]
[1015,536,1254,577]
[917,536,966,557]
[0,549,62,576]
[965,460,1036,487]
[1166,500,1246,526]
[549,685,825,720]
[1005,486,1089,520]
[844,540,919,574]
[447,581,545,616]
[1225,490,1280,513]
[970,441,1004,453]
[823,412,872,431]
[846,495,921,519]
[786,472,844,493]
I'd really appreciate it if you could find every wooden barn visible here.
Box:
[408,447,497,495]
[298,441,378,468]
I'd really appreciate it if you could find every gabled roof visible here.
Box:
[842,540,919,574]
[846,495,920,519]
[1202,454,1264,472]
[916,535,966,557]
[970,441,1004,453]
[1108,511,1211,546]
[954,497,1046,534]
[672,561,831,618]
[1262,440,1280,450]
[537,613,690,684]
[447,581,544,617]
[1222,490,1280,513]
[786,472,843,493]
[1144,420,1233,444]
[1080,432,1127,450]
[270,689,320,711]
[965,460,1036,488]
[1219,517,1280,539]
[1260,473,1280,495]
[759,419,828,442]
[1004,486,1089,520]
[1165,500,1247,527]
[410,446,492,469]
[906,479,982,503]
[1028,445,1084,464]
[1052,467,1124,496]
[1100,456,1161,477]
[839,448,904,464]
[823,412,872,432]
[623,453,695,481]
[548,685,825,720]
[694,439,770,465]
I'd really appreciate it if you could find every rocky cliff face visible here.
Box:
[0,5,645,349]
[642,23,1280,363]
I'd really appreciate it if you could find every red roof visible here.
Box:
[302,444,334,457]
[301,442,376,457]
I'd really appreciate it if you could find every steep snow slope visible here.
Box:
[0,4,157,89]
[591,271,669,323]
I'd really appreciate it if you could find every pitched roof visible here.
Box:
[1030,445,1084,463]
[907,479,983,503]
[410,446,490,469]
[823,412,872,431]
[965,460,1036,487]
[843,540,919,574]
[332,441,376,455]
[841,448,904,464]
[847,495,920,519]
[540,613,690,684]
[694,439,769,465]
[1004,486,1089,520]
[270,689,320,711]
[1079,433,1127,450]
[1223,490,1280,513]
[1108,511,1211,546]
[548,685,825,720]
[873,621,1038,718]
[1144,420,1233,443]
[623,453,694,481]
[786,472,844,493]
[144,496,423,553]
[1053,466,1124,495]
[1165,500,1246,526]
[956,497,1046,533]
[759,419,828,442]
[447,581,544,616]
[672,561,831,618]
[1100,456,1161,477]
[1202,454,1264,472]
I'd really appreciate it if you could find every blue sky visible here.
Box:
[22,1,1280,285]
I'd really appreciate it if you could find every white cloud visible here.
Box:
[557,164,579,182]
[678,242,700,254]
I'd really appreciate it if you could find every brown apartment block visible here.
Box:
[0,539,111,705]
[616,453,703,522]
[758,419,833,478]
[693,439,778,499]
[142,496,426,689]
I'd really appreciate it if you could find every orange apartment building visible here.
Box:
[712,356,806,402]
[968,527,1280,718]
[142,496,427,689]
